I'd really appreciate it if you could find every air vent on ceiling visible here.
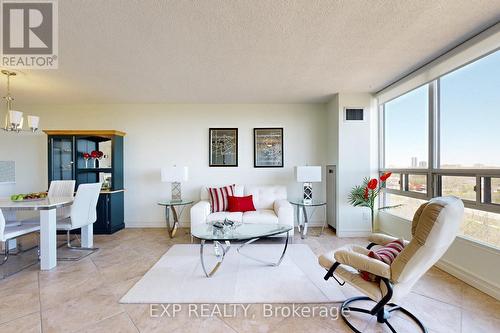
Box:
[344,108,365,122]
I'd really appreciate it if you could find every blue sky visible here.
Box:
[384,50,500,168]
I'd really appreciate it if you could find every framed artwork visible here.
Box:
[209,128,238,167]
[0,161,15,183]
[254,128,283,168]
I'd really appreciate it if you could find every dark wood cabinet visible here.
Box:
[44,130,126,234]
[95,191,125,234]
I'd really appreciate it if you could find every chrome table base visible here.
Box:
[165,206,179,238]
[199,231,289,278]
[296,205,326,239]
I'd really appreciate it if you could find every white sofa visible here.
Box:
[190,185,294,236]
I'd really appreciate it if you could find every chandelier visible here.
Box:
[2,70,39,132]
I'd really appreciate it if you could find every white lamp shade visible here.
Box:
[8,110,23,125]
[27,115,39,129]
[161,166,189,182]
[296,166,322,182]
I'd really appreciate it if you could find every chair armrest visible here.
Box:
[190,200,211,228]
[369,233,398,245]
[369,233,409,247]
[273,199,294,226]
[334,249,391,279]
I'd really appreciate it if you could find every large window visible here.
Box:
[440,51,500,169]
[380,50,500,249]
[384,85,428,169]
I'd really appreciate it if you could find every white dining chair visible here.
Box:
[56,183,101,260]
[48,180,76,220]
[0,208,41,278]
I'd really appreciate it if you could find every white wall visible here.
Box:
[326,93,375,237]
[0,103,328,227]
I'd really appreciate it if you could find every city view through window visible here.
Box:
[381,50,500,249]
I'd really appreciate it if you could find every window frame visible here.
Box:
[379,52,500,248]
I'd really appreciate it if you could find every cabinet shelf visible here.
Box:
[76,168,113,173]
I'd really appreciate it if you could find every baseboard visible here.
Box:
[125,220,326,228]
[336,230,372,238]
[435,258,500,301]
[125,221,190,228]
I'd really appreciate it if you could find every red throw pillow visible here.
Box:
[227,195,256,212]
[207,185,235,212]
[359,239,405,282]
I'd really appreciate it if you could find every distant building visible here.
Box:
[418,161,427,168]
[411,157,418,168]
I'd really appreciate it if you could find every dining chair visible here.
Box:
[48,180,76,220]
[0,208,41,278]
[56,183,101,261]
[15,180,77,252]
[15,180,76,227]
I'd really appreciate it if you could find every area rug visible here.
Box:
[120,244,346,303]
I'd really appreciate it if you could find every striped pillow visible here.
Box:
[207,185,235,213]
[360,239,405,282]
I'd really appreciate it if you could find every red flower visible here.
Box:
[364,187,369,200]
[367,178,378,190]
[90,151,99,158]
[380,172,392,182]
[83,153,90,159]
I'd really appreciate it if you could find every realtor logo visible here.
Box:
[1,0,58,68]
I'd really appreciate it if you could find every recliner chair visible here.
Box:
[318,196,464,333]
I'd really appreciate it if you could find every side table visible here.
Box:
[289,199,327,239]
[157,200,194,238]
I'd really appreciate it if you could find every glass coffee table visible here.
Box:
[191,223,292,278]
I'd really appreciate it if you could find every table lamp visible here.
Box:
[295,166,322,204]
[161,166,189,202]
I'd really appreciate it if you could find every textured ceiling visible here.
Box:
[4,0,500,104]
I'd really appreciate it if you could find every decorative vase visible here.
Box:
[84,159,88,168]
[92,158,97,168]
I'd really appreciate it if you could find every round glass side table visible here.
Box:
[288,199,327,239]
[157,200,194,238]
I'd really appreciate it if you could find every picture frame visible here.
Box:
[254,128,284,168]
[209,128,238,167]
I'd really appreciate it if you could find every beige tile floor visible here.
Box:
[0,227,498,333]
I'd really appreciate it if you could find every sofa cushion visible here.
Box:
[200,185,244,201]
[207,185,235,212]
[242,209,278,224]
[245,185,287,210]
[206,212,243,224]
[227,195,256,213]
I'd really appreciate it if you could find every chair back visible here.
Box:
[48,180,76,197]
[391,196,464,300]
[0,209,5,239]
[69,183,102,229]
[49,180,76,219]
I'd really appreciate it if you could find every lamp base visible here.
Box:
[303,182,312,204]
[171,182,182,202]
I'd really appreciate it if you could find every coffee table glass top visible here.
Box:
[157,200,194,206]
[192,223,292,241]
[288,199,326,206]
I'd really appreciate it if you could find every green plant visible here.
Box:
[348,173,401,229]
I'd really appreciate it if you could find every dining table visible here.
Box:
[0,196,93,270]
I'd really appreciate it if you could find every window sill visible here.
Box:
[378,211,500,254]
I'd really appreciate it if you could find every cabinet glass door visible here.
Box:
[51,137,74,180]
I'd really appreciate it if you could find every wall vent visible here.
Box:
[344,108,365,122]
